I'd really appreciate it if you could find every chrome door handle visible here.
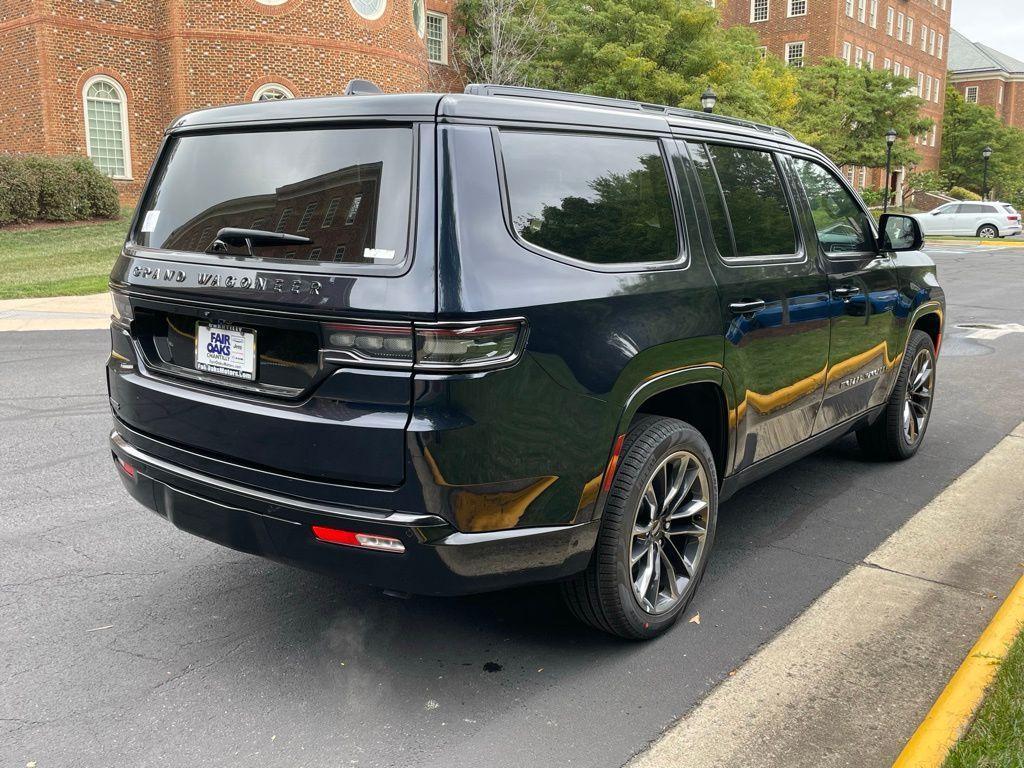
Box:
[729,299,766,314]
[833,286,861,298]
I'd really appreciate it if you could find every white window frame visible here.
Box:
[842,42,852,65]
[926,74,933,101]
[82,74,131,180]
[425,11,448,64]
[965,86,979,103]
[929,28,936,56]
[788,0,807,17]
[893,61,901,76]
[756,45,768,59]
[858,0,866,22]
[883,57,891,70]
[920,25,927,51]
[896,12,904,41]
[785,41,805,67]
[751,0,769,23]
[251,83,294,101]
[869,0,878,27]
[999,84,1004,104]
[917,72,924,96]
[906,17,913,44]
[855,47,864,68]
[845,0,854,17]
[859,166,867,188]
[866,50,875,69]
[937,34,943,60]
[934,77,941,103]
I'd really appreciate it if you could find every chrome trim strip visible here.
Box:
[110,430,448,528]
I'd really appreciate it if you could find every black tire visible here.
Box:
[977,224,999,239]
[857,329,936,461]
[562,416,718,640]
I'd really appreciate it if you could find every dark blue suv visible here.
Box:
[108,84,944,639]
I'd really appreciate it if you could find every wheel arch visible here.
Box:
[614,367,733,489]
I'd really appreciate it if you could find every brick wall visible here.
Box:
[0,0,462,200]
[721,0,951,171]
[953,78,1024,129]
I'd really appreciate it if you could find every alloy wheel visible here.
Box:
[629,450,710,615]
[979,226,998,239]
[903,348,934,445]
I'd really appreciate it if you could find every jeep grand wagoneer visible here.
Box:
[108,84,943,639]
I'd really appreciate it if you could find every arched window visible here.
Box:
[252,83,295,102]
[83,75,131,179]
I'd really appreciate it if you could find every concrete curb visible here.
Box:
[0,292,110,332]
[892,573,1024,768]
[628,423,1024,768]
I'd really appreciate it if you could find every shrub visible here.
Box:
[859,187,885,207]
[948,186,982,201]
[21,156,91,221]
[67,156,121,219]
[0,156,41,225]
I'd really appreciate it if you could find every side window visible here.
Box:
[791,157,875,254]
[500,131,680,265]
[689,143,799,259]
[956,203,985,214]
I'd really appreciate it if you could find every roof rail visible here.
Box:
[463,83,795,140]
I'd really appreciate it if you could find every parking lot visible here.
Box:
[3,242,1024,768]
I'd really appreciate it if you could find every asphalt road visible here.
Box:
[3,244,1024,768]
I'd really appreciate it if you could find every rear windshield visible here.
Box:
[134,127,414,267]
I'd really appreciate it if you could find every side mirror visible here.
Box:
[879,214,924,252]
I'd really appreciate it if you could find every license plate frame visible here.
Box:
[194,322,257,381]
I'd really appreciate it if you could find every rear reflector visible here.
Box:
[115,456,135,477]
[602,433,627,493]
[311,525,406,553]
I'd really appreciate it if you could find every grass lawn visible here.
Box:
[944,626,1024,767]
[0,209,131,300]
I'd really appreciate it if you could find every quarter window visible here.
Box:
[791,158,875,255]
[83,76,130,179]
[689,143,799,259]
[501,131,679,266]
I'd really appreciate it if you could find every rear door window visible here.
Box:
[688,143,799,260]
[134,126,414,267]
[499,131,680,266]
[791,157,875,255]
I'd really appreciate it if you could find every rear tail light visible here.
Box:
[115,455,135,477]
[323,319,526,371]
[311,525,406,553]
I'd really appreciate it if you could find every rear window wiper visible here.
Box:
[207,227,312,257]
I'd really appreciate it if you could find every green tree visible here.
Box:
[940,87,1024,203]
[785,59,931,169]
[519,0,799,123]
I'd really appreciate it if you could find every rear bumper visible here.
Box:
[110,429,598,595]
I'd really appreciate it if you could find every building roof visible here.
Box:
[948,28,1024,76]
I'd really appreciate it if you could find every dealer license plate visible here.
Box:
[195,323,256,381]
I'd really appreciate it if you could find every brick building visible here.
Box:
[0,0,458,198]
[948,29,1024,129]
[719,0,952,195]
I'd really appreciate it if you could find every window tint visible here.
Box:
[501,131,679,265]
[690,143,799,258]
[791,157,875,254]
[135,127,413,266]
[956,203,996,214]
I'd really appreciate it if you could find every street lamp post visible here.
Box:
[982,146,993,201]
[883,129,897,214]
[701,87,717,114]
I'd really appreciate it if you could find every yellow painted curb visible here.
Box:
[892,573,1024,768]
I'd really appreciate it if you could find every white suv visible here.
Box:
[913,201,1022,238]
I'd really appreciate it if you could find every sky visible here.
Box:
[950,0,1024,61]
